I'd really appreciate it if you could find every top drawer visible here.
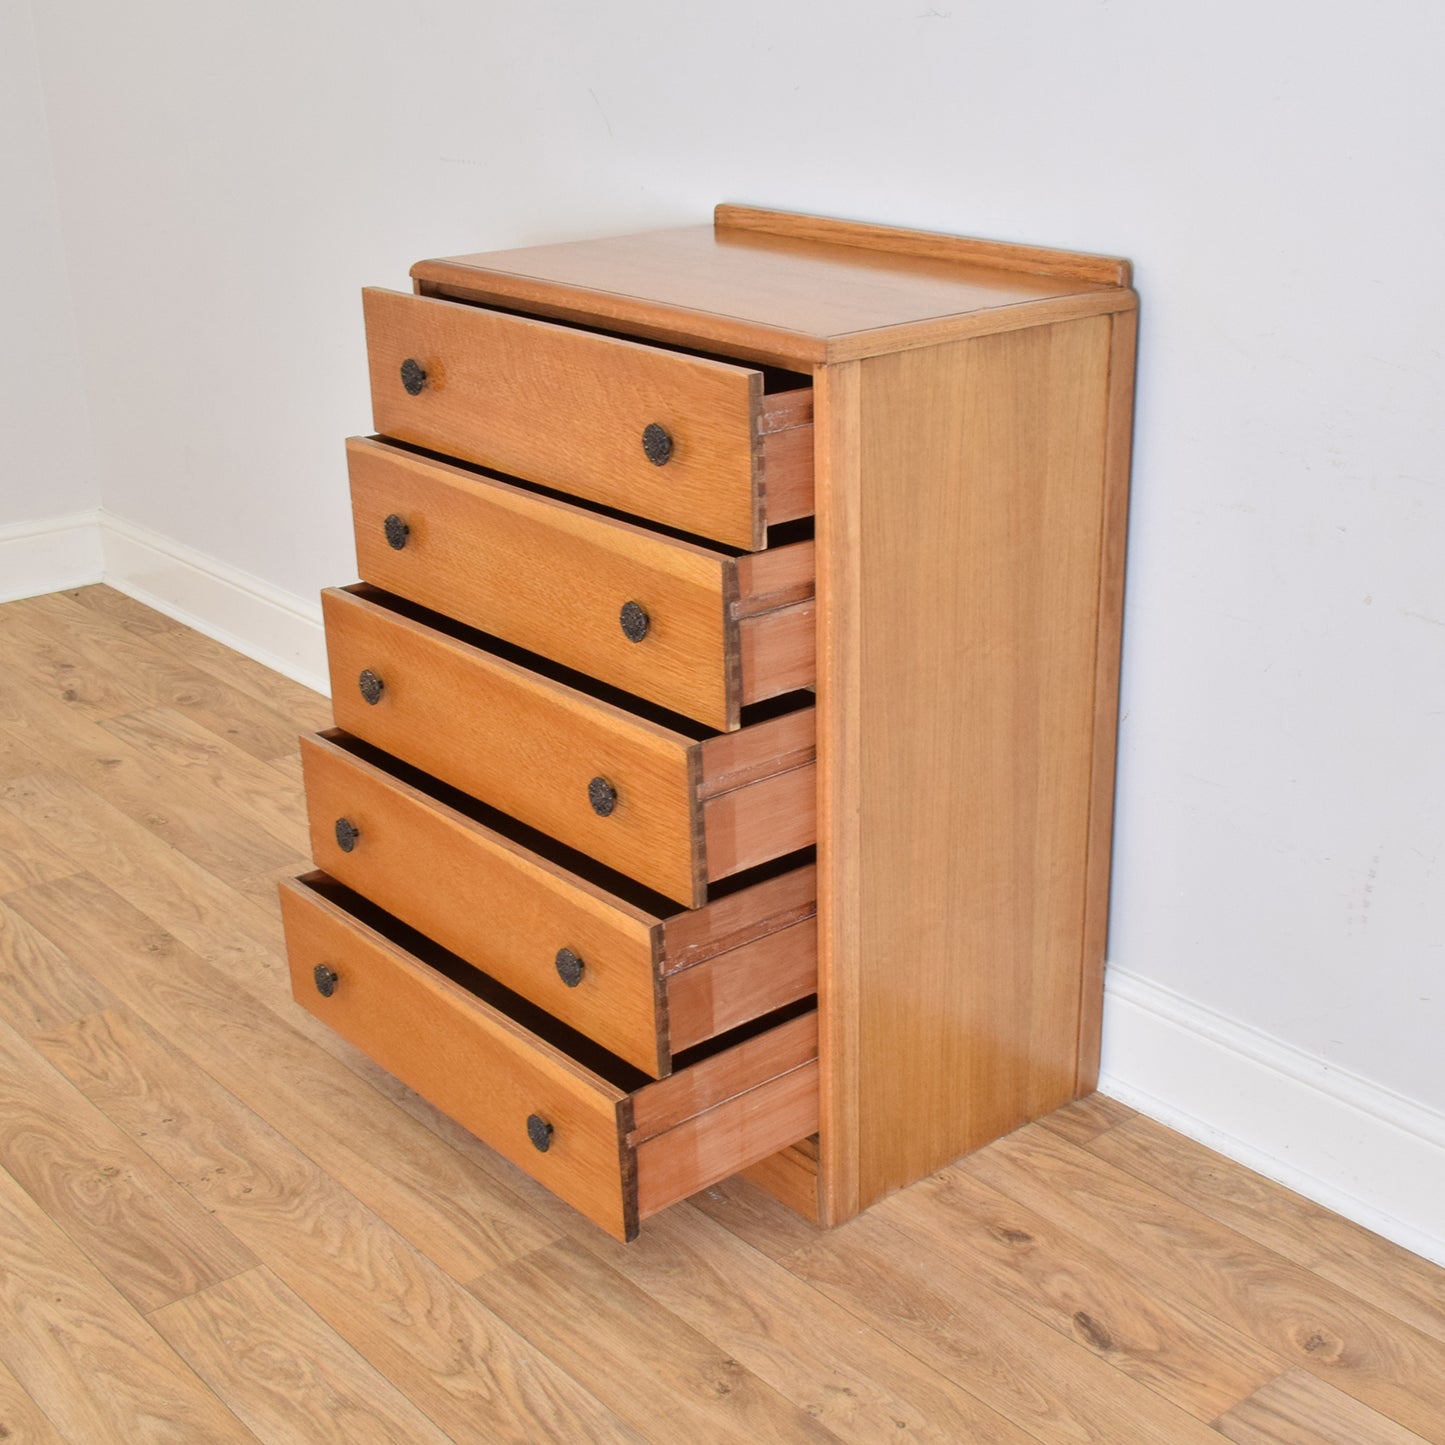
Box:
[363,289,813,551]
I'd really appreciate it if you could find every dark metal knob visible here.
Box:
[555,948,585,988]
[334,817,360,853]
[383,513,410,550]
[313,964,338,998]
[400,358,427,396]
[641,423,673,466]
[587,776,617,817]
[358,669,384,705]
[526,1114,554,1152]
[619,601,650,644]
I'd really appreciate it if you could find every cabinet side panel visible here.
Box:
[855,317,1113,1209]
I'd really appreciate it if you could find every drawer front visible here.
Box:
[323,586,703,904]
[349,438,737,729]
[365,288,782,549]
[280,875,819,1241]
[279,875,635,1238]
[300,731,668,1076]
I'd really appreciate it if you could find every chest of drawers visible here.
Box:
[280,205,1137,1240]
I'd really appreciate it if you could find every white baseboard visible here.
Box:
[1100,967,1445,1267]
[101,514,328,695]
[0,511,106,603]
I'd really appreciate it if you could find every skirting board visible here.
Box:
[1100,966,1445,1268]
[0,511,106,604]
[0,509,328,696]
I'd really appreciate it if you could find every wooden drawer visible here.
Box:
[362,288,813,550]
[348,437,815,731]
[279,872,819,1242]
[323,585,816,907]
[300,729,817,1077]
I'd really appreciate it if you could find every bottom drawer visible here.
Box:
[279,873,818,1242]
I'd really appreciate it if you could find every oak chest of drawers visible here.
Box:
[281,205,1138,1240]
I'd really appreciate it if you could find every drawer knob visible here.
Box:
[587,776,617,817]
[619,601,650,644]
[526,1114,554,1152]
[554,948,585,988]
[383,513,410,550]
[641,423,673,466]
[358,669,385,705]
[334,817,360,853]
[399,358,428,396]
[313,964,339,998]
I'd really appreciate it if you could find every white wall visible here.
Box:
[19,1,1445,1256]
[0,0,98,530]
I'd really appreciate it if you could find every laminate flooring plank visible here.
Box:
[60,584,182,638]
[100,705,311,853]
[469,1236,837,1445]
[149,1266,455,1445]
[1035,1091,1136,1146]
[867,1157,1281,1421]
[0,805,75,895]
[959,1124,1445,1442]
[689,1173,829,1261]
[0,600,158,720]
[1087,1114,1445,1347]
[565,1203,1035,1443]
[1214,1368,1430,1445]
[6,592,305,762]
[0,767,289,964]
[784,1207,1225,1443]
[0,1013,256,1313]
[9,871,558,1281]
[0,1357,66,1445]
[0,1163,255,1444]
[0,899,117,1035]
[33,1006,643,1445]
[0,683,296,885]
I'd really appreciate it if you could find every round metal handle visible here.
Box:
[554,948,585,988]
[400,358,427,396]
[619,601,650,644]
[313,964,339,998]
[641,423,673,466]
[334,817,360,853]
[358,669,384,705]
[587,776,617,817]
[383,514,410,550]
[526,1114,554,1152]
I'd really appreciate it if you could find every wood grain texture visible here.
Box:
[1087,1114,1445,1348]
[1215,1369,1432,1445]
[468,1236,835,1443]
[715,204,1134,287]
[32,1006,637,1443]
[786,1207,1226,1443]
[853,316,1114,1207]
[365,287,780,550]
[0,898,116,1036]
[410,213,1135,368]
[813,357,863,1227]
[149,1267,455,1445]
[737,1139,821,1225]
[1076,304,1139,1092]
[280,873,637,1242]
[0,1356,67,1444]
[0,1013,256,1314]
[11,872,557,1282]
[323,584,704,904]
[349,436,814,729]
[962,1124,1445,1442]
[0,1162,253,1444]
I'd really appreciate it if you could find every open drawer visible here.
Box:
[322,584,816,907]
[279,872,819,1242]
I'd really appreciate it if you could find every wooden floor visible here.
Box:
[1,585,1443,1444]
